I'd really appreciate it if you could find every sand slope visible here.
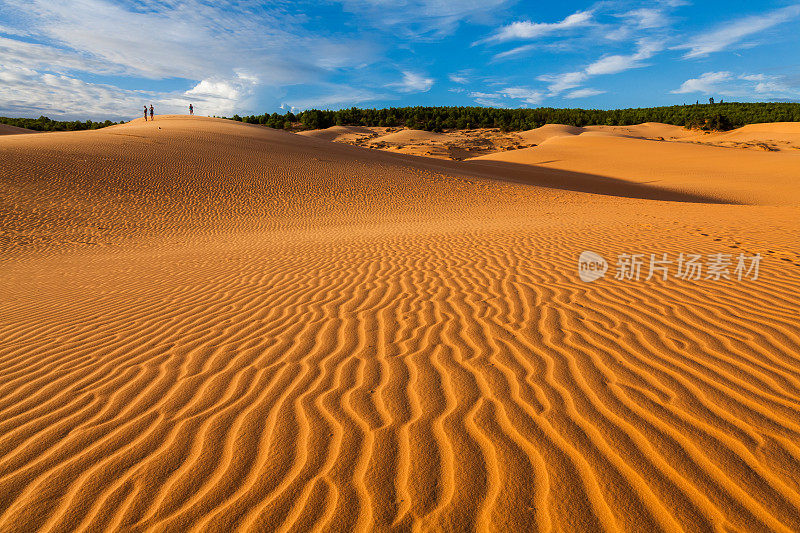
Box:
[0,123,37,136]
[516,124,586,145]
[300,122,800,161]
[367,129,450,145]
[475,133,800,205]
[296,125,376,143]
[2,116,800,532]
[683,122,800,152]
[583,122,695,141]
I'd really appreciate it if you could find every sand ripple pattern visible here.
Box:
[2,117,799,531]
[2,228,800,532]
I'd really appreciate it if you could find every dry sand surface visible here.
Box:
[305,121,800,160]
[2,115,800,531]
[681,122,800,152]
[304,126,535,160]
[0,124,37,136]
[296,125,376,143]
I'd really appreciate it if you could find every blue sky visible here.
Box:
[1,0,799,120]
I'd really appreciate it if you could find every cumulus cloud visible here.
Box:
[161,73,260,116]
[676,4,800,58]
[0,64,149,118]
[0,61,265,118]
[0,0,377,118]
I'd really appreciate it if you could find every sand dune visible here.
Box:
[475,133,800,205]
[515,124,586,145]
[367,129,450,145]
[682,122,800,152]
[301,121,800,162]
[583,122,695,141]
[0,124,36,136]
[296,125,376,143]
[2,116,800,531]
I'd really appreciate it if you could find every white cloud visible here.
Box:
[0,0,378,118]
[469,91,505,107]
[623,8,669,29]
[391,71,434,93]
[0,61,264,118]
[163,73,260,116]
[585,40,662,75]
[500,87,543,105]
[282,85,385,111]
[0,35,117,74]
[605,7,671,41]
[565,88,605,99]
[0,63,149,118]
[481,10,593,44]
[335,0,511,38]
[676,4,800,58]
[671,71,733,94]
[3,0,331,81]
[469,87,543,107]
[0,24,30,37]
[492,44,536,60]
[671,71,800,98]
[537,71,588,96]
[537,39,662,97]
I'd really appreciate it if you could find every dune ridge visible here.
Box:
[0,124,37,136]
[1,116,799,531]
[303,121,800,160]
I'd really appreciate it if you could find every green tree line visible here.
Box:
[4,102,797,133]
[230,102,800,132]
[0,116,121,132]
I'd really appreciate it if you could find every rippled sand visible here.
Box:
[1,116,799,532]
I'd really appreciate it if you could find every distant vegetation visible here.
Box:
[5,102,797,133]
[230,102,800,132]
[0,116,121,132]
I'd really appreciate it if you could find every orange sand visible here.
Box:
[306,121,800,160]
[0,124,36,136]
[2,115,800,531]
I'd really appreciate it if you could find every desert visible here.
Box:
[2,114,800,531]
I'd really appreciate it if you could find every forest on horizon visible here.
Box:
[2,102,799,132]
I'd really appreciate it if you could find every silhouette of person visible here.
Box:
[189,104,193,115]
[143,105,148,121]
[149,105,154,120]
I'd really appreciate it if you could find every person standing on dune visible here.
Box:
[149,105,154,121]
[143,105,148,121]
[189,104,193,115]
